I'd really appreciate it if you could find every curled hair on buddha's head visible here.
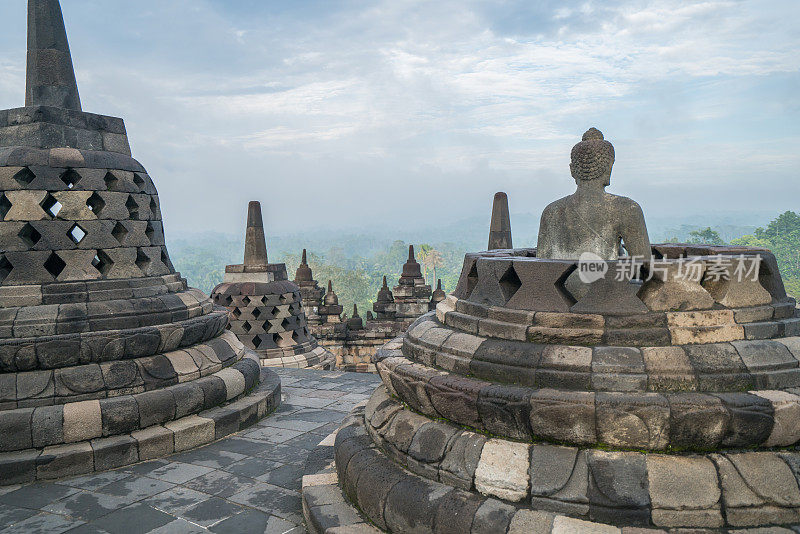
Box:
[570,127,615,185]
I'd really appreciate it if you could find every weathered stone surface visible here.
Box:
[529,389,596,444]
[62,398,101,442]
[596,393,670,449]
[439,431,486,490]
[646,455,722,528]
[586,451,650,526]
[474,438,530,502]
[165,415,214,452]
[753,390,800,446]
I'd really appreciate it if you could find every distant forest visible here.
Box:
[171,211,800,314]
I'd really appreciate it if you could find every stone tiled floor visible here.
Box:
[0,369,381,534]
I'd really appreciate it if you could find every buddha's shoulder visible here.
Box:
[542,196,570,214]
[605,193,643,211]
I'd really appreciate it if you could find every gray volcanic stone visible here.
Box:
[684,343,751,390]
[713,393,773,447]
[100,395,139,436]
[31,404,63,447]
[37,442,93,479]
[0,408,33,450]
[529,389,595,445]
[472,498,517,534]
[530,446,589,517]
[135,388,176,427]
[668,393,729,449]
[434,490,484,534]
[92,435,138,471]
[587,450,650,526]
[477,384,533,440]
[439,431,486,490]
[408,422,458,464]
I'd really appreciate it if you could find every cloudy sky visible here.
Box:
[0,0,798,238]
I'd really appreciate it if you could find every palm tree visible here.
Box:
[418,244,443,285]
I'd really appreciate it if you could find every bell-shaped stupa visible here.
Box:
[303,130,800,533]
[0,0,280,484]
[211,202,334,369]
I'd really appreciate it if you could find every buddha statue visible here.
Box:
[537,128,651,260]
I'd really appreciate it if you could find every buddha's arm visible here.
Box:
[536,207,554,257]
[620,202,651,259]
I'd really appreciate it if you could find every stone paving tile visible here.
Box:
[0,369,380,534]
[0,511,85,534]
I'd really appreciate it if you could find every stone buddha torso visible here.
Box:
[537,128,651,260]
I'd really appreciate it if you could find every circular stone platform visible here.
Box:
[310,244,800,532]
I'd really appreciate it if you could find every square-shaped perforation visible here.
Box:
[0,255,11,284]
[86,192,105,216]
[44,252,66,278]
[60,169,81,190]
[13,167,35,186]
[111,222,128,244]
[18,223,42,247]
[92,250,113,276]
[68,224,87,245]
[41,194,63,218]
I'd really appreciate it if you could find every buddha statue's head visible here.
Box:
[570,127,615,187]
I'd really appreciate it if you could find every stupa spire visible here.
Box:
[243,201,268,267]
[26,0,82,110]
[488,192,512,250]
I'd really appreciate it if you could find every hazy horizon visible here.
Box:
[0,0,797,240]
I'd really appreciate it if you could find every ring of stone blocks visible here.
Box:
[257,338,319,359]
[260,345,335,370]
[0,366,281,486]
[0,273,187,309]
[328,402,800,532]
[0,308,229,373]
[0,329,246,408]
[437,294,799,347]
[404,312,800,394]
[453,247,787,316]
[0,287,215,342]
[0,159,175,285]
[376,339,800,451]
[0,343,260,454]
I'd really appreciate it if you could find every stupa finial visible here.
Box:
[243,201,268,267]
[26,0,82,110]
[488,192,513,250]
[408,245,415,261]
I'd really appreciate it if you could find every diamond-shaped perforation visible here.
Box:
[126,195,139,219]
[292,330,300,343]
[252,308,262,320]
[41,194,62,218]
[44,252,66,278]
[160,249,170,269]
[231,308,241,319]
[92,250,113,276]
[67,224,86,244]
[242,321,252,333]
[0,255,11,284]
[241,296,251,307]
[145,222,155,243]
[103,172,119,191]
[279,293,290,304]
[272,333,281,346]
[133,173,145,191]
[18,223,41,247]
[281,318,291,330]
[252,336,262,349]
[149,197,158,217]
[60,169,81,189]
[86,192,105,216]
[111,222,128,244]
[498,264,522,302]
[13,167,35,186]
[0,195,11,220]
[465,261,479,297]
[135,249,151,273]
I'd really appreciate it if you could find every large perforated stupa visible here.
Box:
[0,0,279,484]
[302,130,800,533]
